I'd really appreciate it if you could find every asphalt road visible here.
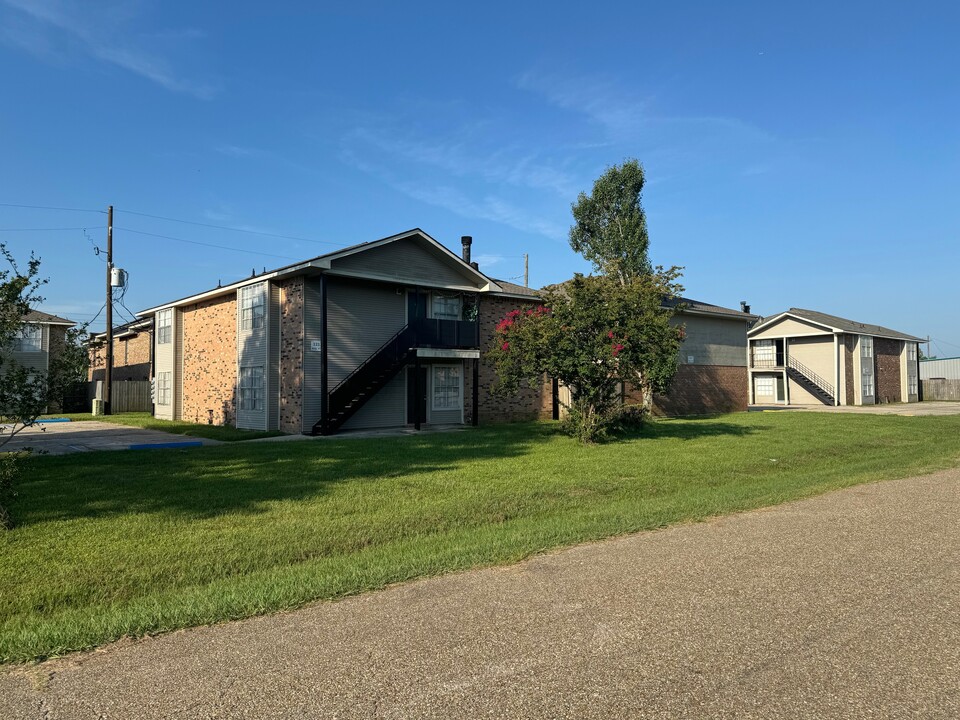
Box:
[2,469,958,719]
[1,421,220,455]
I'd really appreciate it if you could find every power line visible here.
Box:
[0,226,107,232]
[116,208,342,246]
[0,203,105,214]
[114,226,298,261]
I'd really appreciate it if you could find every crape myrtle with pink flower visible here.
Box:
[488,159,685,443]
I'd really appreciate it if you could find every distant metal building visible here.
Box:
[920,357,960,380]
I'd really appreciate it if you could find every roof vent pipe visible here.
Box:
[740,300,751,314]
[470,261,479,270]
[461,235,472,264]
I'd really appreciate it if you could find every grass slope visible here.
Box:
[44,413,284,441]
[3,412,960,663]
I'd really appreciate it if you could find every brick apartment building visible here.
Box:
[747,308,922,406]
[88,317,153,383]
[135,229,757,433]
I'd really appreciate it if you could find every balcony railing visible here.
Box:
[411,318,479,349]
[750,353,784,368]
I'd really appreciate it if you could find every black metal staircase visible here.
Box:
[313,326,416,435]
[786,356,835,405]
[312,318,479,435]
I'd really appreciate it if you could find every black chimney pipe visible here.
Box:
[740,300,751,314]
[461,235,472,264]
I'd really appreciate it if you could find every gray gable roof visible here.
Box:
[24,309,75,326]
[662,296,758,320]
[139,228,501,314]
[503,279,755,320]
[758,308,922,342]
[490,279,540,298]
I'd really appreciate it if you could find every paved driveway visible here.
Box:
[1,469,958,719]
[751,400,960,416]
[1,421,220,455]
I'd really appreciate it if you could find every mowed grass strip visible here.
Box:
[3,412,960,663]
[43,412,284,441]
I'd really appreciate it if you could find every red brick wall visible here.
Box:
[640,365,748,416]
[477,295,549,423]
[843,335,856,405]
[278,277,304,433]
[180,294,237,425]
[88,332,152,382]
[875,337,902,404]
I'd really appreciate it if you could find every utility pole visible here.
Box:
[104,205,113,416]
[523,253,529,288]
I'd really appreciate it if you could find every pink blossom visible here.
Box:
[608,331,615,339]
[501,342,510,351]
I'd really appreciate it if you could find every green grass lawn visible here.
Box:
[43,412,285,441]
[3,411,960,663]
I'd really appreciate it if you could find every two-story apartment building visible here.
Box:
[3,310,76,412]
[138,230,546,434]
[747,308,921,406]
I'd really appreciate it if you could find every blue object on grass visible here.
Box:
[129,441,204,450]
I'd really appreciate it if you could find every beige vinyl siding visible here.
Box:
[751,316,831,339]
[154,308,177,420]
[786,336,836,405]
[674,315,748,367]
[330,236,477,288]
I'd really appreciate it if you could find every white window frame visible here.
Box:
[157,371,172,406]
[157,309,173,345]
[431,294,462,321]
[240,284,266,331]
[13,324,42,352]
[754,376,775,397]
[861,336,873,359]
[908,375,918,396]
[752,340,775,366]
[239,365,265,412]
[861,363,874,398]
[431,364,462,411]
[907,343,917,361]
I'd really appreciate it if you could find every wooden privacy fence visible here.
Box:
[921,378,960,402]
[93,380,153,413]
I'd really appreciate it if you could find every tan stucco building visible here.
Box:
[748,308,922,407]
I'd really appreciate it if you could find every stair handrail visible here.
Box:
[787,355,834,398]
[328,323,415,399]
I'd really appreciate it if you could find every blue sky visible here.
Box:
[1,1,958,355]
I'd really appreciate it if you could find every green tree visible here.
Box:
[569,158,651,284]
[0,244,88,527]
[489,270,684,443]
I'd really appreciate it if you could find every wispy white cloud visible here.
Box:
[0,0,217,99]
[340,146,567,240]
[516,67,775,153]
[346,126,580,199]
[473,253,504,268]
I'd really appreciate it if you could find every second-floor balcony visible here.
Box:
[411,317,479,350]
[750,351,785,368]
